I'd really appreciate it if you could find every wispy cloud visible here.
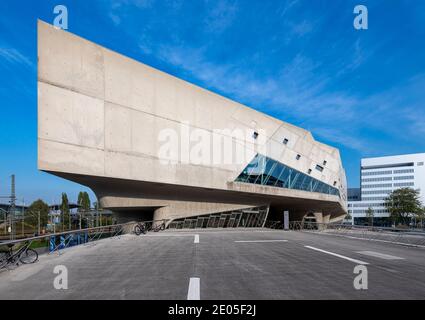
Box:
[309,127,374,154]
[289,20,314,37]
[277,0,300,17]
[95,0,425,157]
[152,41,425,154]
[107,0,153,25]
[203,0,238,33]
[0,48,33,68]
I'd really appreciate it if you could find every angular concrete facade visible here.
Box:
[38,21,347,225]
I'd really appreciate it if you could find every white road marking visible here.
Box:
[356,251,404,260]
[141,234,195,237]
[194,234,199,243]
[187,277,200,300]
[306,231,425,248]
[234,240,288,243]
[304,246,369,265]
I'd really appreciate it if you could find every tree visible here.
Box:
[77,192,84,212]
[77,191,92,228]
[385,188,423,226]
[60,193,70,231]
[26,199,49,232]
[83,192,91,211]
[365,207,374,226]
[77,191,91,211]
[415,207,425,228]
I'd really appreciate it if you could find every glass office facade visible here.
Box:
[235,154,340,197]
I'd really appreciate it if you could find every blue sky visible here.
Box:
[0,0,424,205]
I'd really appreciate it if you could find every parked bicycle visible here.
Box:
[0,241,38,269]
[151,221,166,232]
[134,221,166,235]
[134,222,147,235]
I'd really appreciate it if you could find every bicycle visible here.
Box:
[151,221,166,232]
[0,241,38,269]
[134,222,147,235]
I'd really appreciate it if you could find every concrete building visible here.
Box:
[348,153,425,225]
[37,20,347,227]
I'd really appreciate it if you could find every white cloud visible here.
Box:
[109,13,121,26]
[290,20,313,37]
[0,48,33,68]
[203,0,238,33]
[107,0,153,25]
[278,0,300,17]
[152,43,425,153]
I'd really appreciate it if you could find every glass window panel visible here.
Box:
[263,160,278,186]
[280,166,292,188]
[290,171,300,189]
[235,154,339,197]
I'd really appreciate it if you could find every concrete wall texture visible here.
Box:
[37,20,347,224]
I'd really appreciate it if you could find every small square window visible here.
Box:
[315,165,324,172]
[296,154,301,160]
[308,169,312,174]
[323,160,327,166]
[418,162,424,166]
[252,131,259,139]
[283,138,289,145]
[333,181,337,186]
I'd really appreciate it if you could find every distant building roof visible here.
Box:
[0,203,28,211]
[49,203,81,210]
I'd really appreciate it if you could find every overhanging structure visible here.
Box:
[37,20,347,227]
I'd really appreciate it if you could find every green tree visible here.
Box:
[60,193,70,231]
[385,188,423,226]
[78,191,91,211]
[77,191,92,228]
[365,207,374,226]
[77,192,84,211]
[83,192,91,211]
[26,199,49,232]
[414,207,425,228]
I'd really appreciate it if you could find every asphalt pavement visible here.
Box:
[0,229,424,299]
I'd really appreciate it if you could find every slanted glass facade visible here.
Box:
[235,154,340,197]
[167,206,269,229]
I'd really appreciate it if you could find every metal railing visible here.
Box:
[0,222,136,255]
[266,220,425,247]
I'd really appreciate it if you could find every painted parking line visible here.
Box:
[235,240,288,243]
[356,251,404,260]
[311,232,425,248]
[194,234,199,243]
[305,246,369,265]
[187,277,200,300]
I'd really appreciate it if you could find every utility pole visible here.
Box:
[38,211,41,235]
[22,199,25,237]
[9,174,16,240]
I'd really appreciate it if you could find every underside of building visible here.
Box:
[37,20,348,228]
